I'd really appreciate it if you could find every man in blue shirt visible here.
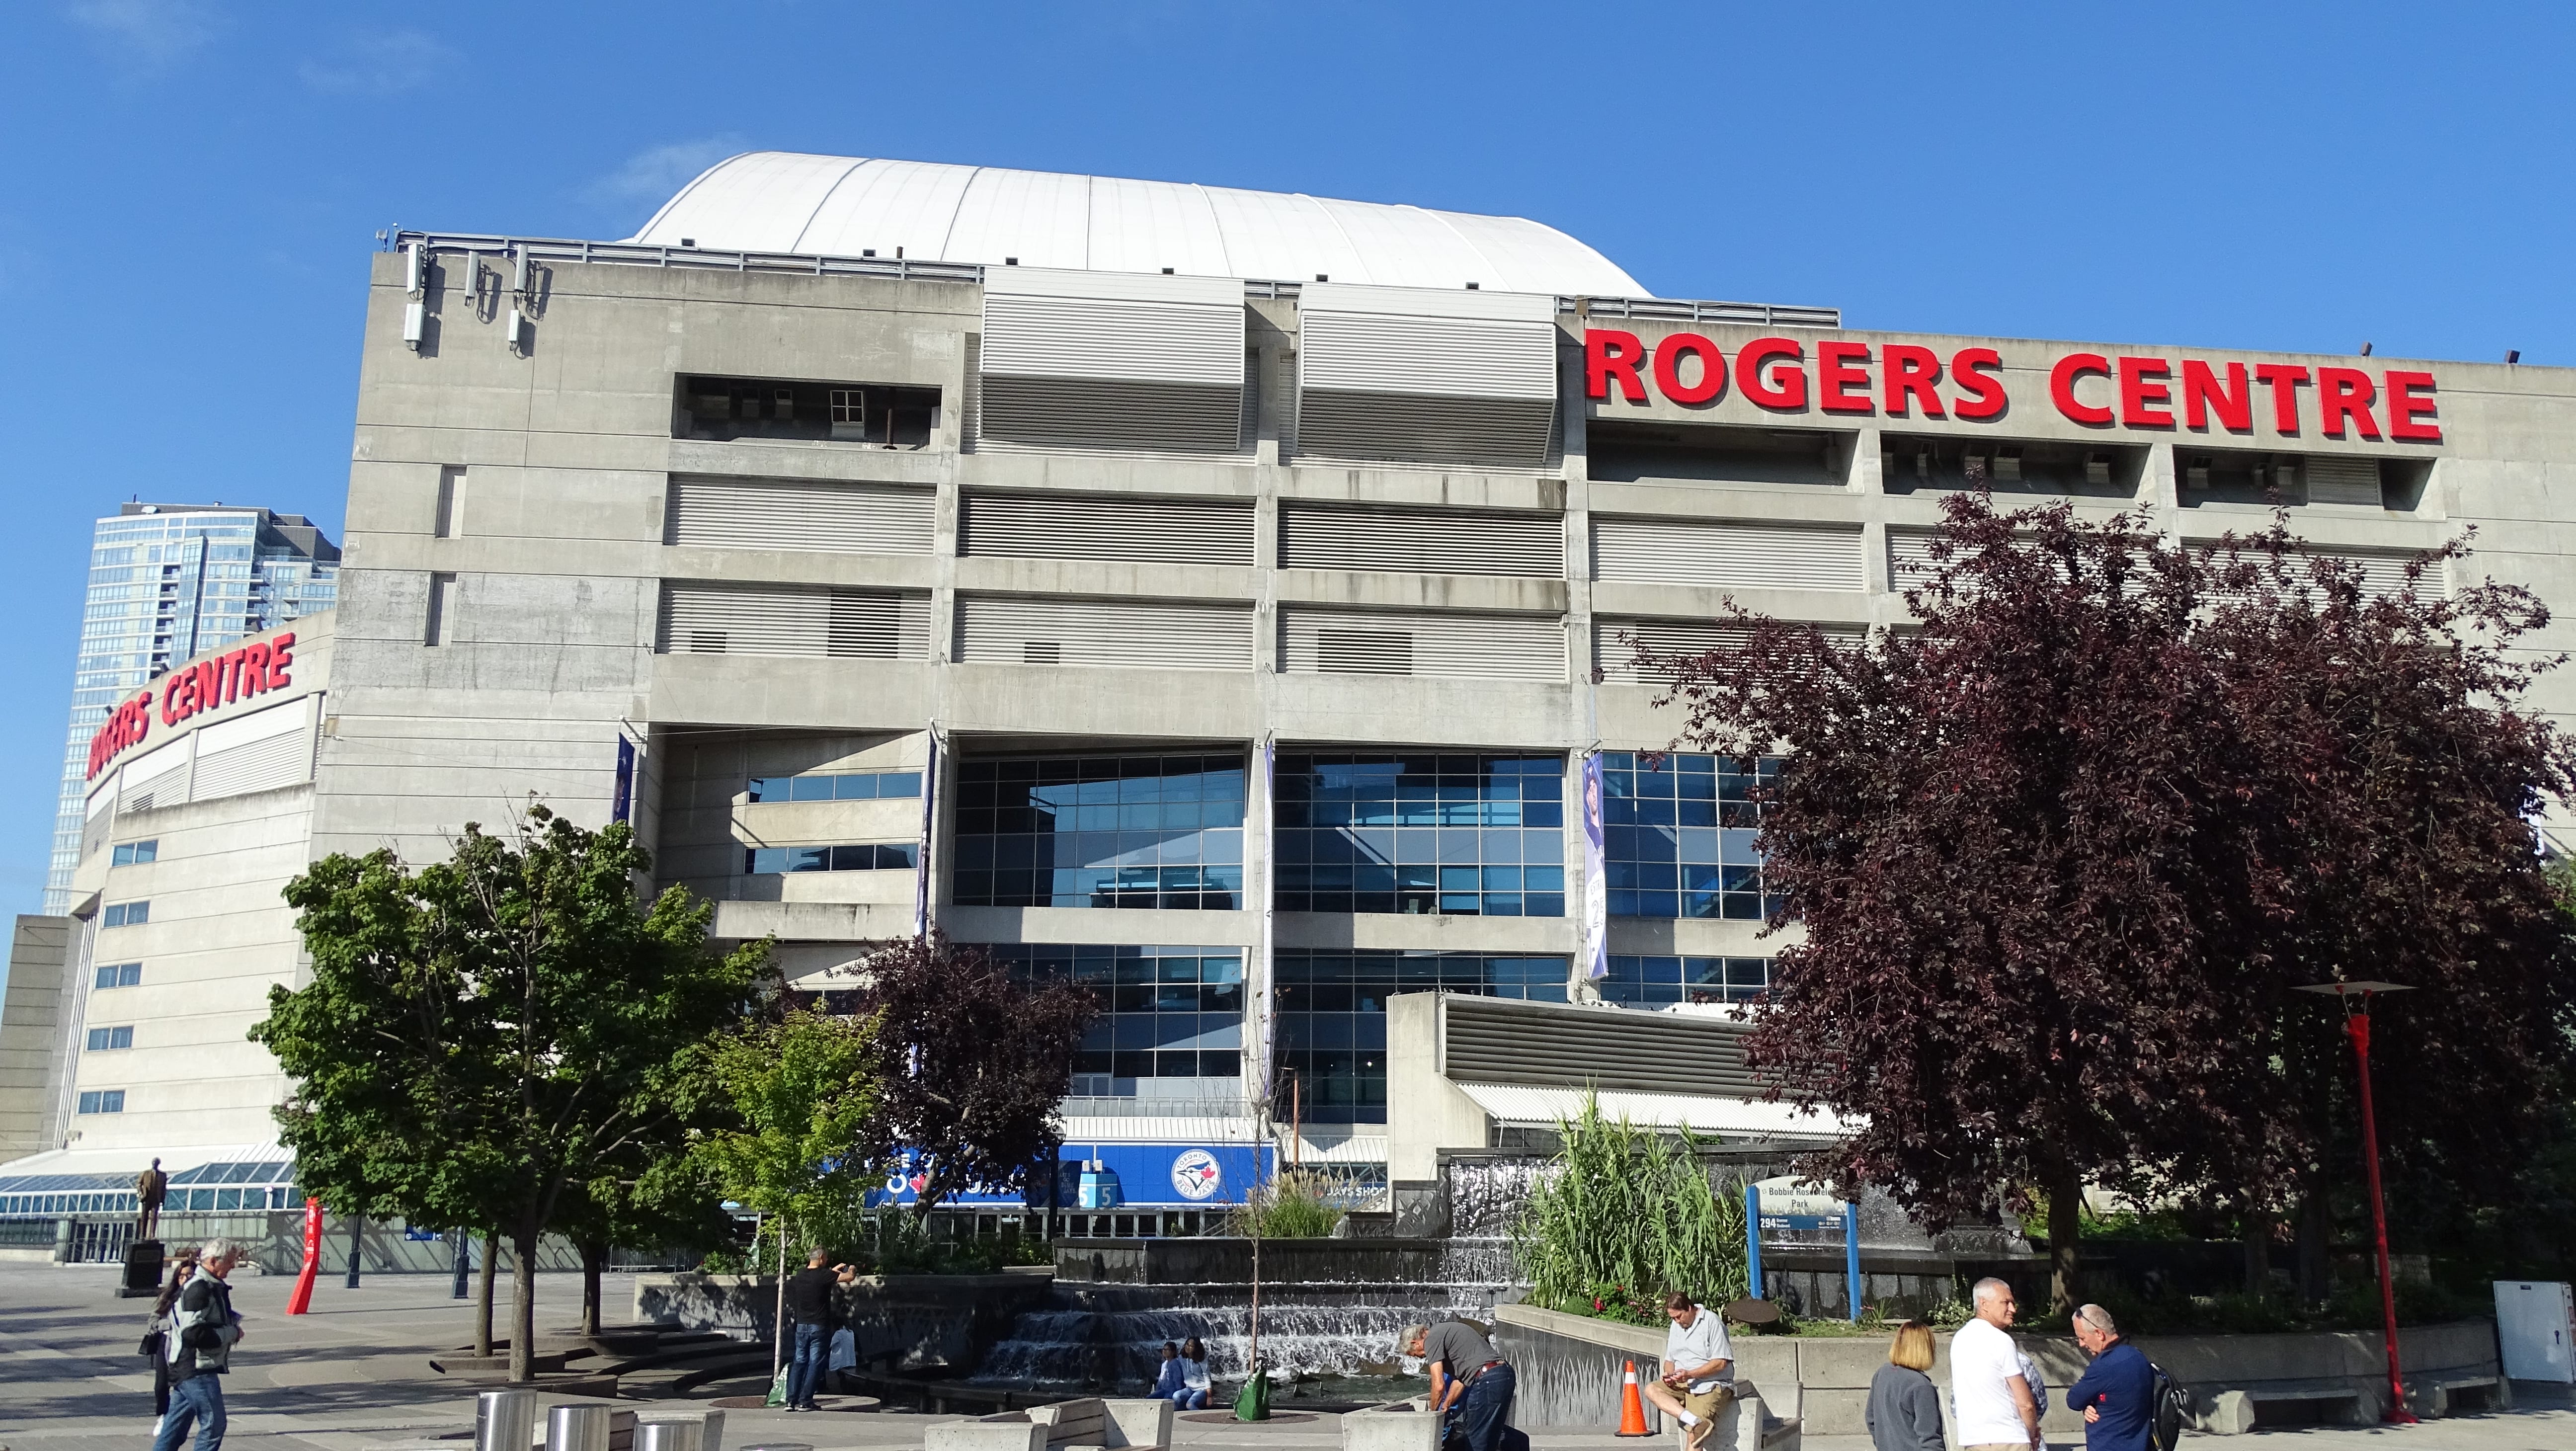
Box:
[2066,1304,2156,1451]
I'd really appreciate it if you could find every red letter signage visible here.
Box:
[1736,338,1807,410]
[2050,354,2114,425]
[1585,329,1648,403]
[1651,332,1726,405]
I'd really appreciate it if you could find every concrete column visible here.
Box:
[1559,335,1599,1003]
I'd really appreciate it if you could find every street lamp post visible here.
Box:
[2293,979,2418,1425]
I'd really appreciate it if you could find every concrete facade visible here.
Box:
[0,916,71,1160]
[11,165,2576,1194]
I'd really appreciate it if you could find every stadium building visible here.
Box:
[7,152,2572,1239]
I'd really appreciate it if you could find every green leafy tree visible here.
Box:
[255,804,763,1380]
[688,1006,880,1369]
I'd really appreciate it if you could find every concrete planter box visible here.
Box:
[635,1270,1053,1372]
[1491,1302,2504,1435]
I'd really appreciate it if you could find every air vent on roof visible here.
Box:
[1294,283,1559,473]
[977,268,1246,455]
[2304,456,2386,507]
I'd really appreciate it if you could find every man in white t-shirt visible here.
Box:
[1950,1278,2041,1451]
[1640,1292,1733,1450]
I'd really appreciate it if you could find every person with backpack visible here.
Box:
[142,1246,201,1426]
[2066,1303,2156,1451]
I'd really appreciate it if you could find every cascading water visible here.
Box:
[971,1238,1521,1391]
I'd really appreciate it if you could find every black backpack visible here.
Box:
[2149,1362,2190,1451]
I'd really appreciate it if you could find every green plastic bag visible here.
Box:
[765,1363,791,1408]
[1233,1364,1270,1422]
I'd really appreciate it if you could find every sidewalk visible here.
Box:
[1,1265,2571,1451]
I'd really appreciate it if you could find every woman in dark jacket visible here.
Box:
[1863,1320,1945,1451]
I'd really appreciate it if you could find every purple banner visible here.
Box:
[1582,751,1608,979]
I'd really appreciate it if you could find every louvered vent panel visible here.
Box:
[2319,549,2432,602]
[195,729,312,801]
[658,582,932,659]
[1595,618,1864,685]
[665,477,936,555]
[80,790,113,860]
[1279,606,1565,682]
[954,595,1253,671]
[1281,504,1563,578]
[119,763,187,815]
[1440,994,1763,1096]
[1593,517,1864,591]
[2304,456,2385,507]
[1294,284,1559,472]
[1887,528,1943,587]
[961,493,1254,566]
[978,269,1247,456]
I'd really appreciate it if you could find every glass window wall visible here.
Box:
[1275,754,1565,916]
[955,755,1245,909]
[1601,751,1785,920]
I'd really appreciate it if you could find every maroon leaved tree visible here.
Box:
[850,931,1101,1220]
[1636,492,2576,1313]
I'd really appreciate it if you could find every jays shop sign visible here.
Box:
[865,1144,1273,1209]
[1584,331,2442,443]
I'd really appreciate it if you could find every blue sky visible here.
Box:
[0,0,2568,917]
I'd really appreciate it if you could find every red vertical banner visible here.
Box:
[285,1198,323,1315]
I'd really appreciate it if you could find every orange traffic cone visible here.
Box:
[1616,1360,1652,1437]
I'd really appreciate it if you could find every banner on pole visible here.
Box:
[1581,751,1609,979]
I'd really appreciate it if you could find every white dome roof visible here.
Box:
[630,152,1648,297]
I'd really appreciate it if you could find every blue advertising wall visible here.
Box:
[865,1143,1275,1209]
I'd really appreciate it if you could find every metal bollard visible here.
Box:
[700,1408,726,1451]
[636,1422,701,1451]
[474,1391,543,1451]
[547,1404,614,1451]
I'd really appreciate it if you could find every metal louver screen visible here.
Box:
[119,762,187,815]
[81,791,113,860]
[658,581,932,659]
[1280,504,1563,578]
[961,493,1255,566]
[1295,285,1559,472]
[1593,517,1865,591]
[1441,994,1763,1096]
[1279,606,1564,682]
[1595,618,1864,685]
[1887,529,1944,587]
[953,594,1253,671]
[2303,456,2385,507]
[195,728,313,801]
[2320,549,2431,601]
[979,270,1247,456]
[665,476,936,555]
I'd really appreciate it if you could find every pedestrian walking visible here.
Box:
[1949,1279,2041,1451]
[2066,1304,2155,1451]
[780,1249,853,1412]
[143,1246,201,1424]
[1403,1318,1515,1451]
[1176,1337,1212,1410]
[155,1238,243,1451]
[1864,1320,1944,1451]
[1638,1292,1733,1451]
[1151,1341,1186,1401]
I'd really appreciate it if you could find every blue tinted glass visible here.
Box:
[835,774,879,800]
[789,777,833,802]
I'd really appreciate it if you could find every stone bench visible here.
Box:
[2427,1374,2507,1416]
[925,1397,1173,1451]
[2206,1384,2372,1433]
[1666,1382,1798,1451]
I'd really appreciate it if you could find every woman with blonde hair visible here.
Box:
[1864,1320,1944,1451]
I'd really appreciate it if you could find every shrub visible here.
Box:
[1513,1096,1749,1318]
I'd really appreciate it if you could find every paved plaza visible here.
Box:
[2,1265,2572,1451]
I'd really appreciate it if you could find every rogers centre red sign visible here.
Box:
[86,632,299,782]
[1584,331,2441,443]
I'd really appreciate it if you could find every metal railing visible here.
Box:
[1566,294,1843,329]
[386,232,1840,327]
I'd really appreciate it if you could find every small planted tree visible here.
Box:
[848,932,1099,1220]
[1513,1097,1747,1319]
[688,1005,879,1370]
